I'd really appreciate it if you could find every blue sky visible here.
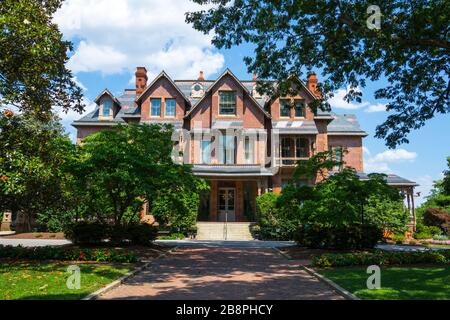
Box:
[54,0,449,205]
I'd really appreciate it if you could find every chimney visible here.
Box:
[135,67,148,95]
[252,72,257,81]
[198,70,205,81]
[306,72,319,97]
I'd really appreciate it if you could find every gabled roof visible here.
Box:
[184,69,271,119]
[135,71,191,105]
[94,89,122,106]
[327,113,368,136]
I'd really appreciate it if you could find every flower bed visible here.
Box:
[0,245,137,263]
[421,239,450,245]
[312,250,450,268]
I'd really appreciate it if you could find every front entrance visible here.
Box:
[218,188,236,222]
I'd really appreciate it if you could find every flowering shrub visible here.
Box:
[0,245,137,263]
[312,250,450,268]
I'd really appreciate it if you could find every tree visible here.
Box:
[71,124,208,228]
[0,0,84,120]
[0,110,75,231]
[186,0,450,148]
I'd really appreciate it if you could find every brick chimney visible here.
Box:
[306,72,321,97]
[135,67,148,95]
[198,70,205,81]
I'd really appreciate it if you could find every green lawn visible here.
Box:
[319,265,450,300]
[0,261,133,300]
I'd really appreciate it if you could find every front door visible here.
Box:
[218,188,236,222]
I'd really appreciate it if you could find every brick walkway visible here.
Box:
[99,247,345,300]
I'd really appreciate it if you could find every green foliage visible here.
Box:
[0,0,84,120]
[158,233,186,240]
[0,245,137,263]
[187,0,450,148]
[0,111,76,231]
[364,196,409,234]
[413,225,443,240]
[294,224,383,249]
[312,250,450,268]
[391,234,406,244]
[126,224,158,246]
[255,192,297,240]
[64,222,109,245]
[70,124,207,229]
[423,208,450,235]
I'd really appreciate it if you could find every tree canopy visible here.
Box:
[0,0,84,120]
[186,0,450,148]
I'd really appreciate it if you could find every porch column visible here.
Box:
[210,180,218,221]
[410,187,416,231]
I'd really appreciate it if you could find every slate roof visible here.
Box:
[356,172,418,186]
[272,120,319,134]
[327,113,368,136]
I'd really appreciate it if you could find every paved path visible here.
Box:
[99,247,344,300]
[0,238,71,247]
[155,239,295,248]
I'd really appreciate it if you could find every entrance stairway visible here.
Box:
[196,222,254,240]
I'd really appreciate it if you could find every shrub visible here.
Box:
[391,234,406,244]
[312,250,450,268]
[413,225,442,240]
[127,224,157,246]
[158,232,185,240]
[64,222,109,245]
[423,208,450,235]
[433,234,450,241]
[0,245,137,263]
[294,224,383,249]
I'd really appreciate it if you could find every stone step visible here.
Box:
[196,222,254,240]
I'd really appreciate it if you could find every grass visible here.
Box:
[423,244,450,249]
[318,265,450,300]
[0,261,133,300]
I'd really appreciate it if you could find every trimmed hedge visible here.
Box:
[312,250,450,268]
[64,222,157,245]
[294,224,383,249]
[0,245,137,263]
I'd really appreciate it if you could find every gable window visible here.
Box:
[280,99,290,117]
[165,99,176,117]
[103,99,112,117]
[151,98,161,117]
[244,136,254,164]
[219,91,237,115]
[201,140,212,164]
[294,100,305,117]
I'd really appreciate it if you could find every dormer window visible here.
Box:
[219,91,237,115]
[191,83,204,98]
[151,98,161,117]
[103,99,112,117]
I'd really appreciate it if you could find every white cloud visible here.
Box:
[328,88,369,110]
[414,175,436,206]
[54,0,225,78]
[329,89,387,113]
[364,148,418,173]
[365,103,386,113]
[372,149,417,163]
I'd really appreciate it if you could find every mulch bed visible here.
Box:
[280,246,363,260]
[0,232,66,240]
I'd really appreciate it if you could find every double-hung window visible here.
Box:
[280,99,290,117]
[219,91,236,115]
[294,100,305,117]
[295,138,309,158]
[165,99,176,117]
[219,133,236,164]
[151,98,161,117]
[103,99,112,117]
[201,140,212,164]
[244,136,254,164]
